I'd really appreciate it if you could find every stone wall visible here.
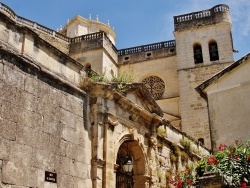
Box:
[178,63,231,148]
[0,52,91,187]
[203,56,250,150]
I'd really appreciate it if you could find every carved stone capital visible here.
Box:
[91,158,105,168]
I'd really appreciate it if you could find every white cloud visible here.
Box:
[227,1,250,37]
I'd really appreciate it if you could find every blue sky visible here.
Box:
[1,0,249,60]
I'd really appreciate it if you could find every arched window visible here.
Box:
[209,41,219,61]
[193,44,203,64]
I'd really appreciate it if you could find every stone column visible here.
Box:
[102,113,118,188]
[90,97,105,188]
[148,135,158,188]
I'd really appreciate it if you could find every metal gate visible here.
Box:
[116,167,133,188]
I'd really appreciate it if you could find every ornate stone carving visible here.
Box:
[142,76,165,99]
[149,136,157,149]
[91,158,105,168]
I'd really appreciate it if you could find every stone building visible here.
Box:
[0,2,244,188]
[196,52,250,152]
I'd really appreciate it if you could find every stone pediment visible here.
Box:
[80,79,163,117]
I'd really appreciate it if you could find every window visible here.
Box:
[209,41,219,61]
[193,44,203,64]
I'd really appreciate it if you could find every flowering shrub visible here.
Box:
[170,166,196,188]
[198,140,250,187]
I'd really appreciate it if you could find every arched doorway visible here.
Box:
[116,141,134,188]
[115,140,149,188]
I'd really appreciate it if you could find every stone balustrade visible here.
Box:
[0,2,117,55]
[117,40,176,56]
[70,31,104,43]
[0,2,70,42]
[174,4,230,31]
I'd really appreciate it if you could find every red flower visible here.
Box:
[187,179,193,185]
[231,155,240,161]
[219,143,226,151]
[208,156,217,165]
[248,156,250,162]
[241,181,247,188]
[176,180,182,188]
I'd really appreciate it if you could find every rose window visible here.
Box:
[142,76,165,99]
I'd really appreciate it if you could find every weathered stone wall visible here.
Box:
[82,81,210,188]
[204,57,250,150]
[175,10,234,148]
[0,53,91,187]
[69,35,118,79]
[175,23,234,70]
[0,16,82,86]
[178,63,231,148]
[37,31,69,54]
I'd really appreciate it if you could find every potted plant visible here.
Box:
[197,140,250,187]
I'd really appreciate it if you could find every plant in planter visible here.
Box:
[90,72,108,82]
[197,140,250,187]
[111,72,134,91]
[170,154,177,164]
[180,151,189,163]
[170,143,181,168]
[180,138,191,153]
[157,125,167,137]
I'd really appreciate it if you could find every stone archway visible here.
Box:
[115,140,150,188]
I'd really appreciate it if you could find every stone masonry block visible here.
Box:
[1,100,21,123]
[62,126,79,144]
[77,144,91,163]
[2,144,37,187]
[24,75,38,95]
[0,138,10,160]
[0,81,19,103]
[37,93,56,115]
[3,64,25,90]
[2,161,37,187]
[32,149,59,172]
[60,108,76,128]
[16,124,34,146]
[43,107,61,135]
[57,174,74,188]
[69,159,78,177]
[65,142,78,160]
[17,109,43,129]
[16,90,37,112]
[37,81,51,98]
[0,118,17,141]
[60,95,84,117]
[76,162,89,179]
[35,131,51,151]
[75,116,85,133]
[56,156,70,175]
